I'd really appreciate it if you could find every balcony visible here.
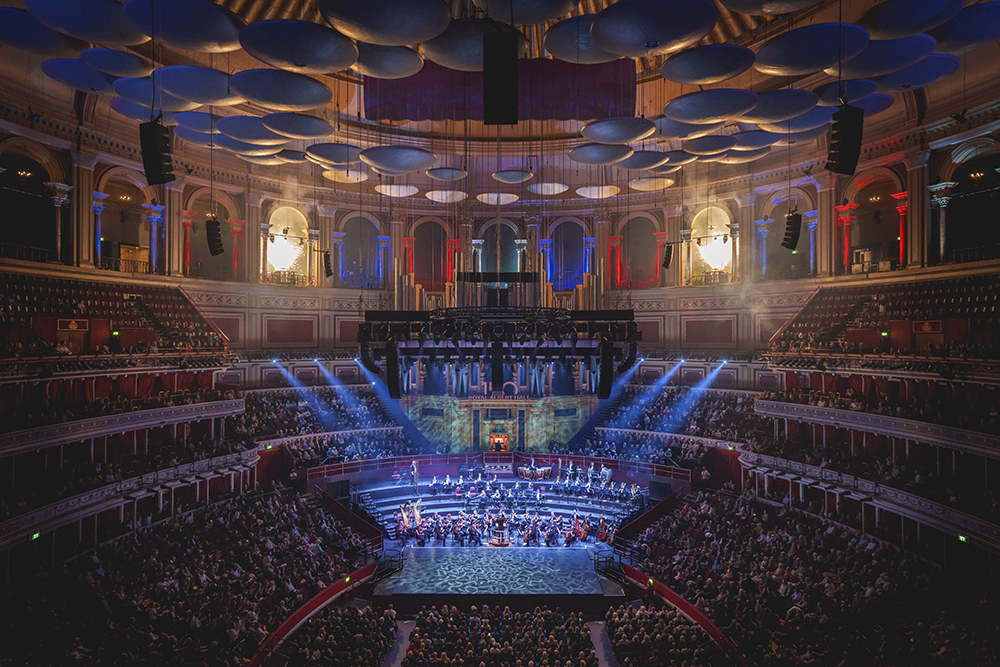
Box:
[754,399,1000,459]
[0,448,259,552]
[0,398,245,457]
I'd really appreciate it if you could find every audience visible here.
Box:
[286,604,396,667]
[605,604,716,667]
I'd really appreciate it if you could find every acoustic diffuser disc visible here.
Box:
[352,44,424,79]
[543,15,620,64]
[229,69,332,111]
[0,8,88,57]
[81,48,153,78]
[25,0,149,46]
[856,0,962,40]
[421,18,528,72]
[239,19,358,74]
[123,0,245,52]
[590,0,719,57]
[755,23,870,76]
[318,0,450,46]
[582,117,656,144]
[661,44,755,85]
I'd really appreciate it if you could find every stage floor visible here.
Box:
[390,547,607,596]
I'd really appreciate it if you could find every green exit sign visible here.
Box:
[959,535,968,543]
[31,532,40,540]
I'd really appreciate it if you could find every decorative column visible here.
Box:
[229,219,245,278]
[390,219,405,289]
[163,180,185,276]
[653,231,666,285]
[447,238,462,277]
[539,238,553,282]
[376,235,391,287]
[803,211,819,276]
[260,222,272,283]
[332,231,346,284]
[307,228,320,286]
[834,203,859,274]
[71,152,98,267]
[754,219,772,280]
[92,192,109,268]
[45,182,72,263]
[812,174,837,276]
[181,210,196,276]
[514,238,527,272]
[928,181,955,265]
[903,151,929,267]
[525,222,541,273]
[402,236,415,273]
[594,215,610,292]
[732,194,755,285]
[891,192,908,268]
[472,239,484,272]
[460,219,475,273]
[583,237,596,274]
[727,221,740,282]
[246,194,266,284]
[679,228,693,286]
[608,235,622,288]
[142,203,166,274]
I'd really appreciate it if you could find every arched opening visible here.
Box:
[413,221,448,291]
[0,154,55,261]
[551,222,585,290]
[99,178,149,273]
[621,216,657,289]
[690,206,733,284]
[944,153,1000,263]
[188,194,233,281]
[341,216,379,288]
[266,207,310,285]
[851,179,902,272]
[762,202,810,281]
[481,223,518,274]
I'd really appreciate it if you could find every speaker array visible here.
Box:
[139,121,175,186]
[782,212,802,251]
[205,215,224,256]
[826,105,864,176]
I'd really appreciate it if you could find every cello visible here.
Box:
[597,515,608,542]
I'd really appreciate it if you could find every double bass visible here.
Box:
[597,515,608,542]
[579,516,590,542]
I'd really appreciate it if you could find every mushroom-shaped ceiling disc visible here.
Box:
[113,75,202,112]
[619,151,671,171]
[715,147,772,164]
[275,150,309,164]
[683,135,738,156]
[755,23,870,76]
[772,125,830,146]
[158,66,244,106]
[0,8,88,57]
[872,53,960,92]
[651,117,725,139]
[352,44,424,79]
[718,0,822,15]
[318,0,450,46]
[663,89,759,125]
[492,170,534,184]
[239,19,358,74]
[229,69,333,112]
[729,130,781,151]
[25,0,149,46]
[576,185,620,199]
[81,49,153,78]
[928,2,1000,54]
[240,155,287,166]
[323,168,369,183]
[307,143,363,165]
[217,116,290,146]
[478,193,519,205]
[376,184,419,198]
[110,97,177,125]
[628,177,675,191]
[426,190,467,203]
[262,113,334,140]
[40,58,118,95]
[857,0,962,40]
[123,0,245,52]
[528,182,570,195]
[426,167,468,181]
[214,134,283,156]
[360,145,437,172]
[826,34,937,79]
[568,143,634,165]
[813,79,878,106]
[543,15,620,64]
[661,44,755,85]
[422,18,528,72]
[590,0,719,58]
[648,164,682,174]
[661,151,698,166]
[174,126,218,148]
[739,89,818,124]
[756,105,838,133]
[174,111,224,133]
[472,0,578,25]
[582,117,656,144]
[854,94,895,117]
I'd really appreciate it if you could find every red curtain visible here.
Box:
[119,375,137,399]
[136,374,155,398]
[197,370,213,389]
[785,371,798,389]
[87,377,113,402]
[175,372,194,391]
[850,375,864,394]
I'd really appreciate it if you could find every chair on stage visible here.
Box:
[391,471,403,486]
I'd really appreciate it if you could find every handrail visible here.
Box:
[0,448,259,552]
[249,562,378,667]
[594,427,743,451]
[768,285,822,346]
[754,399,1000,460]
[620,563,747,667]
[255,425,404,451]
[0,398,246,457]
[0,353,229,383]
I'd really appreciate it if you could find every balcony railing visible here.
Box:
[754,399,1000,460]
[0,398,245,457]
[0,448,259,552]
[0,243,54,263]
[740,449,1000,554]
[100,257,151,274]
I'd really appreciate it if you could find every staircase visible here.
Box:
[827,296,872,346]
[567,390,628,449]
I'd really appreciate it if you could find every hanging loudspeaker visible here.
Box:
[826,105,864,176]
[206,216,224,256]
[662,243,673,269]
[483,32,518,126]
[323,250,333,277]
[139,120,175,186]
[782,213,802,251]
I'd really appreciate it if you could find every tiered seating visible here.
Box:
[773,286,870,347]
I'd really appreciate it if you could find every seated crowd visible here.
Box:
[401,605,598,667]
[286,604,397,667]
[0,430,256,522]
[282,430,419,468]
[633,492,997,666]
[233,387,399,440]
[2,489,367,667]
[763,387,1000,435]
[605,603,716,667]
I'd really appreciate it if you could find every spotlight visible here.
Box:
[271,358,279,363]
[282,227,289,235]
[313,358,319,363]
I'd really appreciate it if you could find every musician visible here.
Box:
[428,476,439,495]
[529,457,538,470]
[587,462,596,480]
[411,460,419,493]
[443,475,453,493]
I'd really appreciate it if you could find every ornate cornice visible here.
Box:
[0,449,258,552]
[754,400,1000,460]
[0,399,245,457]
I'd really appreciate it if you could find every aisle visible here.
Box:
[588,620,620,667]
[382,619,416,667]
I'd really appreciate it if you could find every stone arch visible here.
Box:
[762,187,816,219]
[96,165,155,203]
[547,216,589,238]
[939,137,1000,183]
[476,217,520,238]
[337,209,384,234]
[843,166,905,204]
[613,210,663,237]
[410,216,451,237]
[0,136,65,182]
[184,186,241,218]
[261,200,314,230]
